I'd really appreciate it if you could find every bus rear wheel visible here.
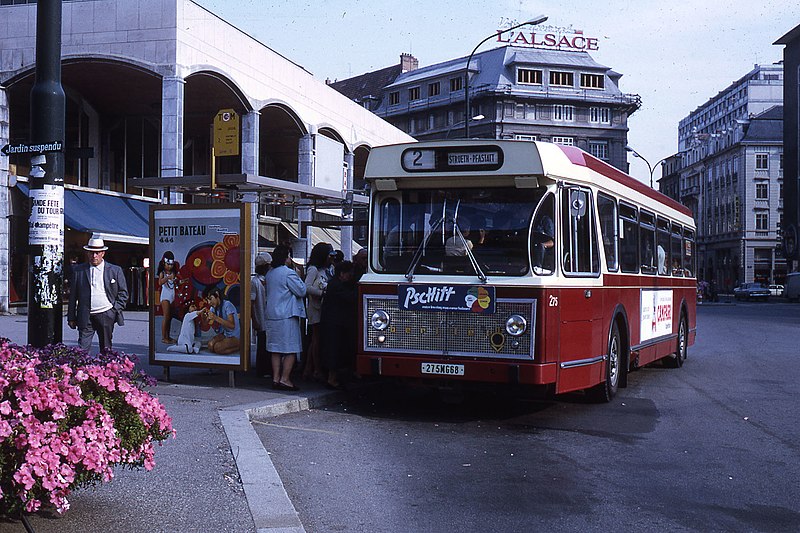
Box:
[665,313,688,368]
[588,321,622,403]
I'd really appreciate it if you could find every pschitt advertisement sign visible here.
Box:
[148,203,251,371]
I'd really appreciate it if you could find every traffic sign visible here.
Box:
[1,141,63,156]
[213,109,240,157]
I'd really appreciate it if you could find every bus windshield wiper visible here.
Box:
[452,223,487,283]
[405,216,446,282]
[405,216,487,283]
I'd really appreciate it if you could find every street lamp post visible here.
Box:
[464,15,547,138]
[626,145,668,189]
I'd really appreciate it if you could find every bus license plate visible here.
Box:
[421,363,465,376]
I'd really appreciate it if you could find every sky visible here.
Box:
[196,0,798,184]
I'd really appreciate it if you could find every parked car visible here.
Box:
[785,273,800,302]
[733,282,770,301]
[769,284,784,297]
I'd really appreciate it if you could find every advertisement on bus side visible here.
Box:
[640,289,673,342]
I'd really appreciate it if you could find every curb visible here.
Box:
[218,390,346,532]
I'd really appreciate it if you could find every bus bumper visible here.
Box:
[356,355,558,385]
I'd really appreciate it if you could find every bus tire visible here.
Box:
[588,321,622,403]
[665,313,688,368]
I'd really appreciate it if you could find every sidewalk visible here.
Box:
[0,311,341,532]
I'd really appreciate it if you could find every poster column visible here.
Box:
[27,0,65,347]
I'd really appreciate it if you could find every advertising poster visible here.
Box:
[640,289,673,342]
[149,204,250,369]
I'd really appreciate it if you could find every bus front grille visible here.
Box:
[363,295,535,360]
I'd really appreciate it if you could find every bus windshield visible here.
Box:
[374,187,546,276]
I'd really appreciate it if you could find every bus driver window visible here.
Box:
[531,193,555,275]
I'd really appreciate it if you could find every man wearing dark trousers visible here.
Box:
[67,236,129,351]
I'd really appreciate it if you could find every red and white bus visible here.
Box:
[356,140,696,401]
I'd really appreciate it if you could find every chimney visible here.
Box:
[400,53,418,73]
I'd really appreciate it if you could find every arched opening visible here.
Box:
[259,104,305,182]
[5,59,162,195]
[183,71,250,177]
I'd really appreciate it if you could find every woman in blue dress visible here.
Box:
[203,287,240,355]
[264,245,307,391]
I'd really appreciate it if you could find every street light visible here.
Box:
[446,114,484,139]
[464,15,548,138]
[625,145,668,189]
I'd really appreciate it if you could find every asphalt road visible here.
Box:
[254,302,800,533]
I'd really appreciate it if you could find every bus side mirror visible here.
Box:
[569,190,586,218]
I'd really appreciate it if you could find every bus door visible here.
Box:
[555,186,604,394]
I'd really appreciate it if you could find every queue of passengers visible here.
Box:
[250,242,366,392]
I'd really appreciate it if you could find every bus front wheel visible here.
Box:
[588,321,622,403]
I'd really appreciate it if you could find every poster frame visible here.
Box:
[148,203,251,371]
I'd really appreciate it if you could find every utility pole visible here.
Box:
[27,0,65,346]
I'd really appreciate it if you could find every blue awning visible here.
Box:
[16,182,155,244]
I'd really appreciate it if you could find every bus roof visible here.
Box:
[364,140,694,220]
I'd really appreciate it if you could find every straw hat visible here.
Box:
[83,236,108,252]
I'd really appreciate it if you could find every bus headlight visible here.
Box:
[370,309,390,331]
[505,314,527,336]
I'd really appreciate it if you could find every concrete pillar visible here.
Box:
[297,132,314,261]
[342,151,354,259]
[241,110,259,176]
[0,86,9,313]
[242,111,260,265]
[161,75,184,204]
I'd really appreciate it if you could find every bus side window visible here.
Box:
[639,210,656,275]
[561,188,600,275]
[683,228,696,277]
[619,202,639,273]
[656,217,671,276]
[597,193,618,272]
[671,224,683,276]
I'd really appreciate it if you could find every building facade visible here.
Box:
[331,45,641,172]
[661,63,785,290]
[775,26,800,270]
[0,0,413,312]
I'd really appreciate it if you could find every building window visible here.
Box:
[755,153,768,170]
[389,91,400,105]
[580,73,604,89]
[408,87,421,101]
[517,68,543,85]
[514,134,537,142]
[552,104,574,122]
[780,153,784,169]
[449,77,463,92]
[552,136,574,146]
[428,82,440,97]
[549,71,574,87]
[756,183,768,199]
[589,141,609,160]
[589,106,610,123]
[755,212,769,230]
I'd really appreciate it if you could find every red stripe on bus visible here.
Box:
[557,145,693,218]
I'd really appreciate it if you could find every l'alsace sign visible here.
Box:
[496,25,599,52]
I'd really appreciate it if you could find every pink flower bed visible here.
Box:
[0,339,174,517]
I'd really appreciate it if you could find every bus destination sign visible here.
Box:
[447,151,497,166]
[399,284,496,314]
[401,145,504,173]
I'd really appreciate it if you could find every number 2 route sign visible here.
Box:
[213,109,240,157]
